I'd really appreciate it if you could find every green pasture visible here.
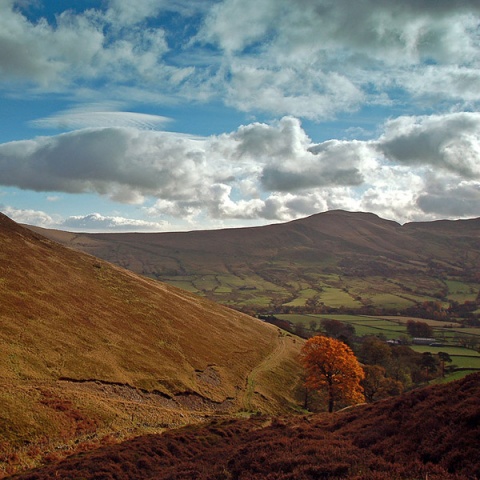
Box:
[164,279,199,293]
[193,275,220,291]
[276,313,405,339]
[318,287,362,308]
[445,279,479,302]
[411,345,480,372]
[434,370,480,383]
[365,293,416,309]
[410,345,480,357]
[276,313,480,345]
[378,316,460,328]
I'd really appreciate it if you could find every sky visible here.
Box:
[0,0,480,232]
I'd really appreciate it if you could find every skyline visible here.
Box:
[1,0,480,232]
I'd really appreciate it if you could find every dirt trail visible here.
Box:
[241,333,289,411]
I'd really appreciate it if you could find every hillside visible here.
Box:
[28,210,480,311]
[11,373,480,479]
[0,213,303,476]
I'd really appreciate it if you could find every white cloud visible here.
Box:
[0,204,171,232]
[1,0,478,120]
[61,212,171,232]
[376,112,480,178]
[416,176,480,218]
[31,105,172,130]
[0,205,59,227]
[0,113,479,228]
[196,0,480,118]
[201,0,480,64]
[223,62,364,119]
[0,0,190,92]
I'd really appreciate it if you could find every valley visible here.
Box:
[29,210,480,313]
[2,210,479,478]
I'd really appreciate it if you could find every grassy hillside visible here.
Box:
[12,373,480,479]
[0,214,303,476]
[28,210,480,312]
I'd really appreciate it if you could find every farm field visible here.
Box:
[29,211,480,316]
[276,313,480,370]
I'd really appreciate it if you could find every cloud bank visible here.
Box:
[1,114,479,229]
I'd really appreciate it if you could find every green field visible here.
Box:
[276,313,480,345]
[159,268,480,313]
[276,313,405,339]
[445,279,480,303]
[276,313,480,376]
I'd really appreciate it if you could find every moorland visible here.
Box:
[29,209,480,383]
[11,372,480,479]
[2,210,479,478]
[0,213,302,477]
[29,210,480,314]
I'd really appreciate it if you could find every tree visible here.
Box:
[321,319,355,344]
[361,365,403,402]
[438,351,452,377]
[420,352,439,379]
[406,320,433,338]
[358,336,392,367]
[301,335,365,413]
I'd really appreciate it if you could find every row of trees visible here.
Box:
[242,295,480,325]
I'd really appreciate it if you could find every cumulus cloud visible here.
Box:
[1,0,478,120]
[0,0,191,91]
[196,0,480,117]
[416,176,480,218]
[0,205,59,227]
[202,0,480,64]
[376,112,480,178]
[1,113,479,228]
[0,205,170,232]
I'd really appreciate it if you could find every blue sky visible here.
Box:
[1,0,480,232]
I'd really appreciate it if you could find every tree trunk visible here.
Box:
[328,377,334,413]
[328,395,334,413]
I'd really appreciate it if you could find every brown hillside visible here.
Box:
[12,373,480,479]
[0,213,303,476]
[27,210,480,310]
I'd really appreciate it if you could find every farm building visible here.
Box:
[412,337,437,345]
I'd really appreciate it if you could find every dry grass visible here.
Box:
[0,214,304,476]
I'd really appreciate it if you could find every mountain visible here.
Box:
[0,213,303,476]
[11,373,480,479]
[28,210,480,311]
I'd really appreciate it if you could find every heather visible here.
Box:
[12,373,480,479]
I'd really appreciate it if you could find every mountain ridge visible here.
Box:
[25,210,480,311]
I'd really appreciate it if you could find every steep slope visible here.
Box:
[12,373,480,479]
[0,213,303,476]
[27,210,480,310]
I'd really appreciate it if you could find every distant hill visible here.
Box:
[0,213,303,476]
[28,210,480,312]
[12,373,480,479]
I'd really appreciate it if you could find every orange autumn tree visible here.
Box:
[301,335,365,413]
